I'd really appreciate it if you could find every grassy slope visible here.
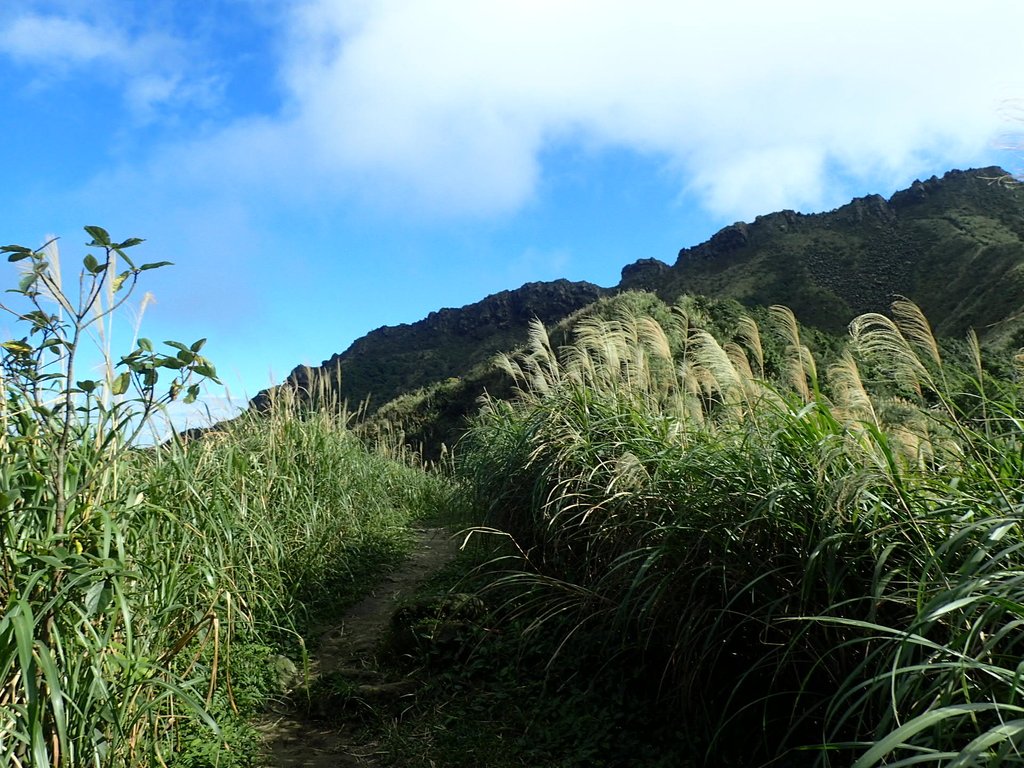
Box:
[430,300,1024,766]
[0,231,455,767]
[365,168,1024,458]
[367,290,844,459]
[0,392,449,767]
[636,168,1024,341]
[252,279,607,418]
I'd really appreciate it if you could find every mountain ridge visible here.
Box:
[252,166,1024,417]
[251,278,607,412]
[619,166,1024,336]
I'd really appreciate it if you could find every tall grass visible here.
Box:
[458,297,1024,766]
[0,230,447,766]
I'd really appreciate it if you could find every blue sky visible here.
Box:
[1,1,1021,428]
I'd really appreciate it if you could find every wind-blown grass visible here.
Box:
[1,384,445,768]
[0,232,447,767]
[457,297,1024,766]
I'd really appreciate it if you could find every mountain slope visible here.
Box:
[253,167,1024,423]
[620,167,1024,340]
[251,279,607,413]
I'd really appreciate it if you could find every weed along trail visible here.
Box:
[259,527,463,767]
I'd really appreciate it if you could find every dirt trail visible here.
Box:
[259,527,463,767]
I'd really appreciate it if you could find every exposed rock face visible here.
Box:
[253,165,1024,422]
[251,279,607,413]
[844,193,896,225]
[620,258,670,288]
[674,221,754,265]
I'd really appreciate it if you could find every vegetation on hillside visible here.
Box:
[636,167,1024,341]
[252,279,607,420]
[6,222,1024,767]
[263,167,1024,433]
[0,230,446,767]
[441,296,1024,766]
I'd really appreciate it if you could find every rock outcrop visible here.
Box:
[254,166,1024,425]
[251,279,607,413]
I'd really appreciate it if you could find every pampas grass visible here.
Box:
[458,297,1024,766]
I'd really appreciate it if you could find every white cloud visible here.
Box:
[0,8,221,119]
[237,0,1021,220]
[17,0,1022,221]
[0,14,124,65]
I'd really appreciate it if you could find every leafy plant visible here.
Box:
[0,228,219,766]
[0,226,464,768]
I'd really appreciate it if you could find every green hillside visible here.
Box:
[622,167,1024,342]
[7,199,1024,767]
[257,167,1024,438]
[298,166,1024,454]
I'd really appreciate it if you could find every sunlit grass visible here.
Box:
[0,231,447,767]
[456,297,1024,766]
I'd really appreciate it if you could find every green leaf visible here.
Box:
[20,310,53,329]
[11,600,37,698]
[84,580,112,617]
[947,720,1024,767]
[76,379,97,393]
[139,260,173,271]
[84,225,111,246]
[138,337,153,352]
[114,237,145,249]
[83,253,99,273]
[194,363,218,380]
[119,350,142,368]
[183,384,200,404]
[110,372,130,396]
[3,245,34,262]
[31,725,47,768]
[853,704,1007,768]
[2,340,33,355]
[190,338,207,353]
[35,641,68,750]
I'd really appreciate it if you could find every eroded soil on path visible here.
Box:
[259,527,463,767]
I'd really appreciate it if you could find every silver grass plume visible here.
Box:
[688,329,745,410]
[636,315,676,402]
[769,305,813,402]
[571,317,622,393]
[828,351,878,427]
[891,299,942,367]
[734,313,765,380]
[849,311,933,398]
[673,295,711,330]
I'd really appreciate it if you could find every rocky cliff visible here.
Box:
[255,167,1024,419]
[251,279,607,413]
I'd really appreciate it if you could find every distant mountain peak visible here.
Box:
[256,166,1024,424]
[619,165,1023,336]
[251,278,606,413]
